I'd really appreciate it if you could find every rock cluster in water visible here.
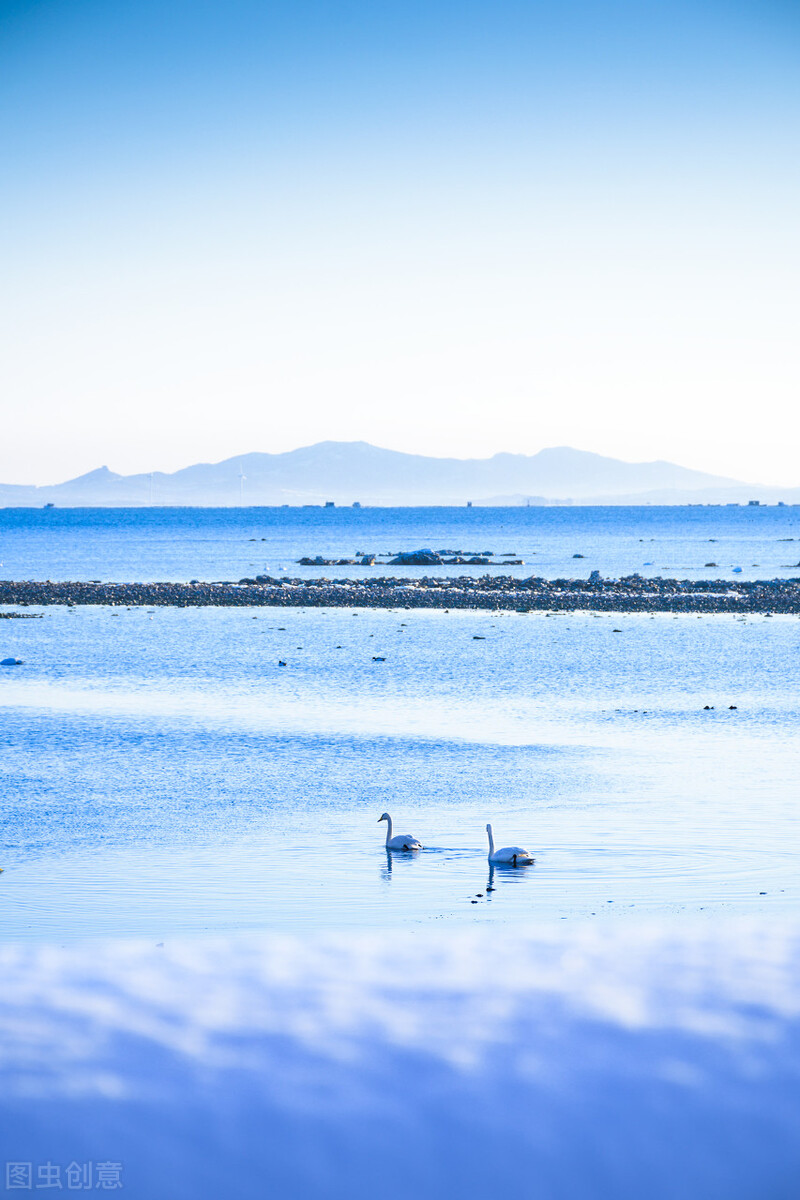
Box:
[2,575,800,613]
[297,548,523,566]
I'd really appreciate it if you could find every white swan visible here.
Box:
[378,813,422,851]
[486,823,534,866]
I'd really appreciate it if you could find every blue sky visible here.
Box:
[1,0,798,484]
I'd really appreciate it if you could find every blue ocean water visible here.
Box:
[3,511,799,1200]
[1,600,798,940]
[2,504,800,582]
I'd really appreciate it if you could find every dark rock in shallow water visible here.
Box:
[389,549,443,566]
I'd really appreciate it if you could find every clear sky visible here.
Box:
[1,0,798,485]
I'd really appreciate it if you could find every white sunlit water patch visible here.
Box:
[1,922,799,1200]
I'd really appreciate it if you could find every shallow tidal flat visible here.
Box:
[3,572,800,612]
[1,602,798,939]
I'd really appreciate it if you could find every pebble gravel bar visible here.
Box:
[2,575,800,613]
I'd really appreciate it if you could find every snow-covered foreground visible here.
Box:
[1,922,799,1199]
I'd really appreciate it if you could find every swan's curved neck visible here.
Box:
[487,825,494,854]
[384,815,393,846]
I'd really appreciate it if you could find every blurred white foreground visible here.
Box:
[1,921,799,1199]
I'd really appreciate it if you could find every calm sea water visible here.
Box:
[1,599,798,941]
[2,504,800,582]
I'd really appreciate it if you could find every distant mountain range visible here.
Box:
[0,442,797,507]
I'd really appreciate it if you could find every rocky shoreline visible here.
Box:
[2,575,800,613]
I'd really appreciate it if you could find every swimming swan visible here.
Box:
[486,823,534,866]
[378,813,422,851]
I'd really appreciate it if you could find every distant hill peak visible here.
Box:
[57,464,121,486]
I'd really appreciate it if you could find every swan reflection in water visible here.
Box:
[381,846,427,882]
[381,854,538,898]
[484,860,537,899]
